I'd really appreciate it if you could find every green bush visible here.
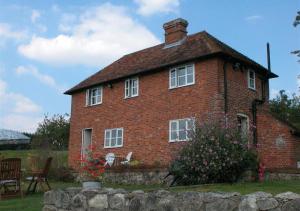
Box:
[169,121,258,185]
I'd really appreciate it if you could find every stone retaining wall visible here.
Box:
[43,188,300,211]
[103,168,170,185]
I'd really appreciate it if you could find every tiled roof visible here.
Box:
[65,31,278,95]
[0,129,30,140]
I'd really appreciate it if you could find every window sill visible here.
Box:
[248,87,256,92]
[169,139,189,143]
[124,95,139,100]
[85,103,102,107]
[104,145,123,149]
[169,82,195,90]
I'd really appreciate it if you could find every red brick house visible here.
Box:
[65,18,300,170]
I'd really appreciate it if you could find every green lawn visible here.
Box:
[1,180,299,211]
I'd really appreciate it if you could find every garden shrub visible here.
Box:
[169,121,258,185]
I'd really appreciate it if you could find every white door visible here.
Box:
[82,129,92,158]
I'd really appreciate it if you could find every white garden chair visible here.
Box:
[105,153,115,167]
[121,152,132,165]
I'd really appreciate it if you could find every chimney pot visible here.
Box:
[163,18,188,45]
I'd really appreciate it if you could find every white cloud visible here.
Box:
[18,3,160,67]
[134,0,180,16]
[0,78,42,132]
[0,114,42,133]
[0,23,27,41]
[31,10,41,23]
[15,65,63,91]
[245,15,263,23]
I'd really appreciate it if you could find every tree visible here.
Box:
[269,90,300,129]
[292,11,300,62]
[33,114,70,150]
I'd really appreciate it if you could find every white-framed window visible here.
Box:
[104,128,123,148]
[248,69,256,90]
[169,64,195,89]
[86,86,102,106]
[125,77,139,98]
[169,118,194,142]
[237,113,249,139]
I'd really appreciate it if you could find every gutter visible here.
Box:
[252,99,264,145]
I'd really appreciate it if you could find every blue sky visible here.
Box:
[0,0,299,132]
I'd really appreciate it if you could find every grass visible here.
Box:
[0,181,80,211]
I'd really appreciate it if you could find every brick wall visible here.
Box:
[68,58,224,167]
[68,56,300,170]
[256,106,298,169]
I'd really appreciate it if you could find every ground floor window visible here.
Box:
[104,128,123,148]
[169,118,194,142]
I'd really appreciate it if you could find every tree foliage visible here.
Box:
[292,11,300,62]
[32,114,70,150]
[269,90,300,129]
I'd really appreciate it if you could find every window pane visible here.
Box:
[187,65,193,75]
[105,139,110,147]
[179,130,186,140]
[171,131,178,140]
[171,121,177,131]
[189,119,195,129]
[187,74,194,84]
[250,71,254,79]
[111,138,116,146]
[171,77,176,87]
[117,137,122,146]
[178,76,186,86]
[179,120,186,130]
[111,129,117,139]
[177,68,185,77]
[117,129,122,138]
[132,87,137,96]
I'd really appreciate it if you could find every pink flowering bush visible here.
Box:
[169,120,258,185]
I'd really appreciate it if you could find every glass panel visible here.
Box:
[111,129,117,139]
[179,120,186,130]
[250,71,254,79]
[105,139,110,147]
[111,138,116,146]
[187,65,193,75]
[177,68,185,77]
[187,119,193,130]
[171,121,177,131]
[178,76,186,86]
[179,130,186,140]
[117,129,122,138]
[117,137,122,146]
[171,131,178,140]
[132,87,137,96]
[187,74,193,84]
[170,70,176,87]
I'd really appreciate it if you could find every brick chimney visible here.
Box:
[163,18,188,45]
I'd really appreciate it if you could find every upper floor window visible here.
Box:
[169,118,194,142]
[248,70,256,90]
[125,77,139,98]
[169,64,195,89]
[104,128,123,148]
[86,86,102,106]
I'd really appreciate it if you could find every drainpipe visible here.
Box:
[223,60,228,120]
[252,99,264,146]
